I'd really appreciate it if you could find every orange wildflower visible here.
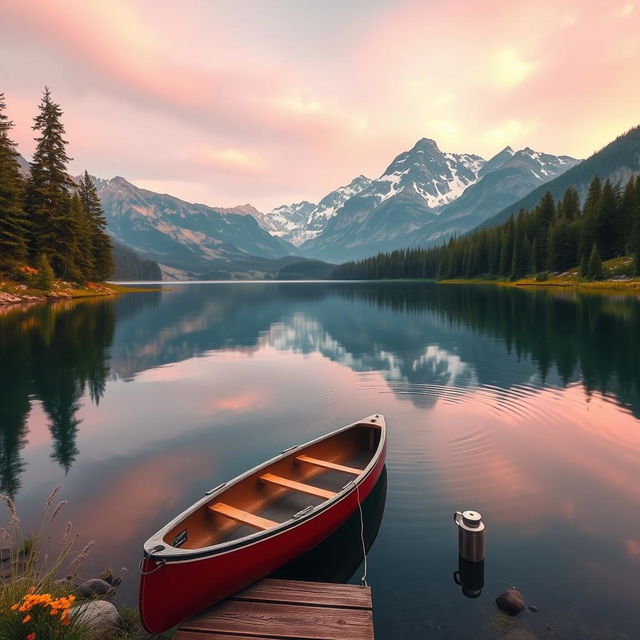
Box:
[22,615,31,623]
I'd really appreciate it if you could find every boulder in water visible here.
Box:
[496,588,525,616]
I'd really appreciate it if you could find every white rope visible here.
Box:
[355,482,368,587]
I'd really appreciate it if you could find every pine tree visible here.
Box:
[620,179,638,255]
[579,176,602,260]
[499,217,516,277]
[69,193,93,283]
[510,217,528,280]
[632,177,640,276]
[0,93,27,266]
[595,179,619,260]
[534,191,555,271]
[587,243,603,280]
[77,171,113,281]
[24,87,75,278]
[33,253,54,290]
[561,187,580,220]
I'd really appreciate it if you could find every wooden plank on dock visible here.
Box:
[175,578,374,640]
[232,578,373,610]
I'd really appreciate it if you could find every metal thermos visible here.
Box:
[453,510,485,562]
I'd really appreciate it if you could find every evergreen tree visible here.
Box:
[548,216,577,272]
[33,253,54,290]
[579,176,602,260]
[498,217,515,277]
[632,178,640,276]
[69,193,93,282]
[620,179,638,255]
[77,171,113,280]
[533,191,555,271]
[0,93,27,266]
[510,217,529,280]
[560,187,580,220]
[595,179,619,260]
[587,243,603,280]
[24,87,75,277]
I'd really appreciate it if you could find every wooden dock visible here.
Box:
[174,578,374,640]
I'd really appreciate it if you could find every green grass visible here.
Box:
[439,255,640,294]
[1,490,156,640]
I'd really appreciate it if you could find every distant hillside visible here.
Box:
[198,255,333,281]
[479,125,640,229]
[94,176,297,275]
[275,259,335,280]
[111,241,162,281]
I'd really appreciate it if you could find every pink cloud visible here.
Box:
[1,0,638,209]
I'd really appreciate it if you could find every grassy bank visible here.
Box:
[1,490,158,640]
[439,256,640,294]
[0,272,159,308]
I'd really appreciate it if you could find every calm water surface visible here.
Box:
[2,282,640,639]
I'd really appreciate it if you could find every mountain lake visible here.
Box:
[2,280,640,640]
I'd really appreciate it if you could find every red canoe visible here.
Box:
[139,414,387,633]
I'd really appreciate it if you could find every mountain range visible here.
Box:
[16,125,640,278]
[92,176,300,277]
[292,139,579,261]
[479,124,640,229]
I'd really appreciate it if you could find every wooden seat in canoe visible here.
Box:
[208,502,278,531]
[259,473,337,500]
[295,454,362,476]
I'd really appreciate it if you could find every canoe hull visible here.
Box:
[139,437,386,633]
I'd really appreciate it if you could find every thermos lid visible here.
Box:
[462,510,482,528]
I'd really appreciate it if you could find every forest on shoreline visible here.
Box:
[0,89,112,287]
[334,175,640,282]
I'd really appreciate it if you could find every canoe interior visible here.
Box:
[162,424,381,550]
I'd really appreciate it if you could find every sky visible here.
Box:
[1,0,639,211]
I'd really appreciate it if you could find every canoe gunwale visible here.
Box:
[142,414,386,562]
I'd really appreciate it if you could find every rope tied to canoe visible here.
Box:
[355,482,368,587]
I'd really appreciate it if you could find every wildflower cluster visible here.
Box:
[11,590,76,634]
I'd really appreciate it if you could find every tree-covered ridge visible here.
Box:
[333,174,640,281]
[111,241,162,280]
[480,125,640,229]
[0,88,113,283]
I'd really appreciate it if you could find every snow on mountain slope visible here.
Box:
[301,139,579,262]
[254,175,373,246]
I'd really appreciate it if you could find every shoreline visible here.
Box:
[0,282,159,310]
[437,277,640,294]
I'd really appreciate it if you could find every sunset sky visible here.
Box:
[1,0,638,210]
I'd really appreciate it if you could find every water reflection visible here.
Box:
[273,466,387,583]
[0,301,114,495]
[453,557,484,599]
[3,282,640,639]
[3,283,640,496]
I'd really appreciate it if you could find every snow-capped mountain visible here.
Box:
[255,175,373,246]
[300,139,579,262]
[407,146,580,247]
[253,201,316,240]
[366,138,484,209]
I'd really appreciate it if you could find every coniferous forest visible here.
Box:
[334,175,640,281]
[0,88,113,283]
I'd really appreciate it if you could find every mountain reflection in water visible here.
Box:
[2,282,640,640]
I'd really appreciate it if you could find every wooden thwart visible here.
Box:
[175,578,374,640]
[296,454,363,476]
[208,503,278,531]
[259,473,337,500]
